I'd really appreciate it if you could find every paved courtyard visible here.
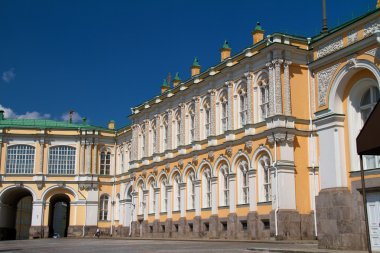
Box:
[0,238,320,253]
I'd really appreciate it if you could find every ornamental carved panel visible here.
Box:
[317,64,340,107]
[317,36,343,59]
[364,19,380,38]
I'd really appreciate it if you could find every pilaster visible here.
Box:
[211,177,218,215]
[209,89,217,136]
[180,103,186,146]
[267,62,274,116]
[194,180,201,216]
[193,96,201,142]
[226,81,234,131]
[245,72,254,124]
[38,138,45,174]
[92,141,98,174]
[85,141,91,174]
[80,142,85,174]
[166,185,173,219]
[248,170,257,211]
[228,173,236,213]
[180,182,186,217]
[284,60,292,116]
[273,58,283,115]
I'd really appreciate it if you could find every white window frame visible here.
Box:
[6,144,35,174]
[48,145,76,175]
[99,194,109,221]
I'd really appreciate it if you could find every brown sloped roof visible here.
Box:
[357,100,380,155]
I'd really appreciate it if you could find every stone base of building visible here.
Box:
[269,210,315,240]
[0,227,15,240]
[316,187,366,250]
[29,226,44,239]
[126,211,314,240]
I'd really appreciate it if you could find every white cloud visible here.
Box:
[2,68,15,83]
[0,104,50,119]
[61,111,83,123]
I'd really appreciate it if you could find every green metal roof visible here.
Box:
[162,78,170,87]
[0,118,110,131]
[311,8,379,43]
[173,72,181,82]
[254,22,264,32]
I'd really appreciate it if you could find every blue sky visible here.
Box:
[0,0,377,128]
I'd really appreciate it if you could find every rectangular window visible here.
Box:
[6,145,35,174]
[48,146,76,175]
[240,95,248,127]
[190,115,195,143]
[100,152,111,175]
[176,121,181,147]
[152,130,156,154]
[260,86,269,120]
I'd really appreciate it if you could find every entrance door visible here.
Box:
[48,194,70,238]
[367,192,380,251]
[15,196,33,240]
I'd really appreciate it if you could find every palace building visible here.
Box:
[0,3,379,250]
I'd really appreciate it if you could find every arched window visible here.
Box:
[160,177,168,212]
[152,123,157,154]
[100,151,111,175]
[203,99,211,138]
[149,181,156,214]
[221,102,228,133]
[6,144,35,174]
[138,183,144,215]
[163,116,168,151]
[202,168,212,208]
[238,160,249,204]
[48,145,76,174]
[175,112,181,147]
[187,171,195,210]
[140,126,145,158]
[259,79,269,121]
[349,82,380,171]
[218,164,229,206]
[173,174,181,211]
[258,155,271,202]
[239,90,248,127]
[189,105,195,143]
[99,194,109,221]
[360,86,380,169]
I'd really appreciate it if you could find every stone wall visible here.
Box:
[316,187,366,250]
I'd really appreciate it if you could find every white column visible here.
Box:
[180,183,186,217]
[154,115,160,154]
[131,124,139,161]
[154,188,160,220]
[31,200,44,227]
[315,114,347,189]
[143,190,148,220]
[144,120,149,157]
[248,170,257,211]
[167,110,173,150]
[124,201,132,227]
[80,142,85,174]
[284,60,292,116]
[85,142,91,174]
[245,72,254,124]
[38,139,44,174]
[267,62,274,116]
[166,185,173,219]
[194,180,201,216]
[193,96,201,142]
[209,89,217,136]
[180,104,186,146]
[132,192,138,222]
[273,58,283,115]
[93,142,98,174]
[226,81,234,130]
[228,173,236,213]
[211,177,218,215]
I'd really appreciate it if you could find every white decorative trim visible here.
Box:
[317,64,340,107]
[347,30,358,45]
[317,36,343,59]
[365,48,377,58]
[364,19,380,38]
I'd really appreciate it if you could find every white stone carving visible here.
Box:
[317,64,340,107]
[364,19,380,38]
[347,30,358,45]
[365,48,378,58]
[317,36,343,59]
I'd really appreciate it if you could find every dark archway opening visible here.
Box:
[0,188,33,240]
[48,194,70,238]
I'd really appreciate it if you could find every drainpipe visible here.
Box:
[110,144,117,236]
[273,133,279,237]
[307,57,318,238]
[78,188,87,237]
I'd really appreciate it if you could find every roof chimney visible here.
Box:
[321,0,328,34]
[0,110,4,120]
[173,72,181,87]
[161,79,170,93]
[191,57,201,77]
[220,40,231,61]
[108,120,115,130]
[252,22,265,44]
